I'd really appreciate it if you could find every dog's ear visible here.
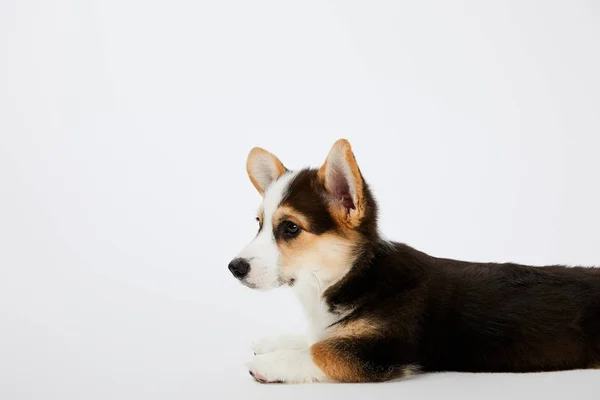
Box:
[246,147,288,196]
[318,139,366,228]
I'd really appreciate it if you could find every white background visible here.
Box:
[1,1,600,399]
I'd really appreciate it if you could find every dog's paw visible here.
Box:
[251,334,308,355]
[248,370,283,384]
[246,349,325,384]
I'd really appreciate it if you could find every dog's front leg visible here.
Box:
[251,334,308,355]
[247,336,419,383]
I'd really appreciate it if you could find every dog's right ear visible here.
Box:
[246,147,288,196]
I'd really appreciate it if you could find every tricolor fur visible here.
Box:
[229,139,600,383]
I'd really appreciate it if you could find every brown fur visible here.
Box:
[278,228,357,283]
[272,205,311,232]
[311,340,366,382]
[331,318,384,339]
[271,203,363,284]
[311,338,416,382]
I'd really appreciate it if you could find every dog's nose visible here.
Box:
[228,258,250,279]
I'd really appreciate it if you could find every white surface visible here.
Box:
[2,1,600,399]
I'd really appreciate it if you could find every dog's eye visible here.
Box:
[281,220,300,238]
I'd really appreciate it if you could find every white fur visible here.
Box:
[293,272,347,344]
[235,171,298,289]
[247,151,284,193]
[252,334,308,355]
[246,349,327,383]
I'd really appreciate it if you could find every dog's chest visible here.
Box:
[293,280,340,344]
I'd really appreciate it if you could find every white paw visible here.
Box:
[251,334,308,355]
[246,349,326,384]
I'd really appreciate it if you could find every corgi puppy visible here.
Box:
[229,139,600,383]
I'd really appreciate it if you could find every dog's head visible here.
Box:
[228,139,378,290]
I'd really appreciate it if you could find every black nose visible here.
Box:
[228,258,250,279]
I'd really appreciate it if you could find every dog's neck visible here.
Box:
[288,228,385,343]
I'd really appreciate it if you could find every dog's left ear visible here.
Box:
[246,147,288,196]
[318,139,366,228]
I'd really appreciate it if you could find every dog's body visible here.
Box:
[229,140,600,383]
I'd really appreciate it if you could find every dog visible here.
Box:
[228,139,600,383]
